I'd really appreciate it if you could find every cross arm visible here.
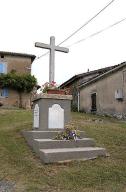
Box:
[35,42,51,50]
[55,46,69,53]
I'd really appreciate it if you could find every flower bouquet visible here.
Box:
[41,81,66,95]
[54,126,81,141]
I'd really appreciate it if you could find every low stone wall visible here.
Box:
[81,110,126,120]
[97,111,126,120]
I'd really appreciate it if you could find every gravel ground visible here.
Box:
[0,180,15,192]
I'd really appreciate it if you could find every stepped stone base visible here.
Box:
[23,130,107,164]
[22,130,87,147]
[40,147,106,163]
[33,138,95,154]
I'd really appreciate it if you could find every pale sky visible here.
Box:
[0,0,126,85]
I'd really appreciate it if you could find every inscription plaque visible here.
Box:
[48,104,64,129]
[33,104,39,128]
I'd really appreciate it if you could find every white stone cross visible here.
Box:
[35,36,69,83]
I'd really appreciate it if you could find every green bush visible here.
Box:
[0,72,37,92]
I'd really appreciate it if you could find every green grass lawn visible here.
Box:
[0,109,126,192]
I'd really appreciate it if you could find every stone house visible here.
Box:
[60,64,119,110]
[0,51,36,108]
[79,62,126,119]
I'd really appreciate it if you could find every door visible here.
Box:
[91,93,97,111]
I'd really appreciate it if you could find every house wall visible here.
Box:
[0,89,31,109]
[63,73,99,111]
[0,55,32,74]
[80,66,126,119]
[0,55,33,109]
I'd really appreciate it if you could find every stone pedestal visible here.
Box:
[32,93,72,130]
[23,93,107,164]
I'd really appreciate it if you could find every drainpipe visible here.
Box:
[77,91,80,112]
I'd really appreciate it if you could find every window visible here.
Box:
[123,71,126,83]
[1,55,4,58]
[0,88,9,97]
[0,63,7,74]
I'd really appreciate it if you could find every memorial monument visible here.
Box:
[23,36,107,163]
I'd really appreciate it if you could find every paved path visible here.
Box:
[0,180,15,192]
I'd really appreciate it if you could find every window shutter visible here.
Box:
[0,63,4,73]
[3,64,7,74]
[3,88,9,97]
[0,63,7,73]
